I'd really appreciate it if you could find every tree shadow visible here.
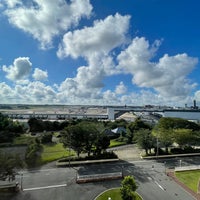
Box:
[77,160,154,184]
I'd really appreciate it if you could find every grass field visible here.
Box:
[13,134,34,145]
[40,143,72,164]
[175,170,200,193]
[109,139,126,148]
[96,188,142,200]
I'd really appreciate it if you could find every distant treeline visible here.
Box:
[28,118,75,132]
[0,113,24,143]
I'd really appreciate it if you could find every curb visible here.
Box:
[141,152,200,160]
[94,187,143,200]
[56,158,120,167]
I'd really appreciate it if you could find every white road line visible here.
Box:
[147,176,153,181]
[23,184,67,191]
[20,168,59,174]
[154,181,165,191]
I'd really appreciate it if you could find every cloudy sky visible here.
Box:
[0,0,200,106]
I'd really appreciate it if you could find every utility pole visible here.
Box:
[20,172,23,191]
[156,136,159,158]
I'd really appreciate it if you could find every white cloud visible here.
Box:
[56,13,130,101]
[22,81,56,102]
[115,81,127,95]
[117,37,198,100]
[194,91,200,102]
[102,90,118,104]
[33,68,48,81]
[3,0,22,8]
[3,0,93,49]
[57,13,130,59]
[59,64,104,99]
[0,82,14,96]
[2,57,32,81]
[0,81,57,104]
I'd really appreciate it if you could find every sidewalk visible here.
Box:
[142,152,200,160]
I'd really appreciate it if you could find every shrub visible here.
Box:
[120,176,137,200]
[171,146,200,154]
[58,151,118,162]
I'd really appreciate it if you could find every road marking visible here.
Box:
[23,184,67,191]
[154,181,165,191]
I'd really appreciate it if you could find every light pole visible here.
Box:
[20,172,23,191]
[68,132,71,168]
[156,136,159,158]
[179,159,182,167]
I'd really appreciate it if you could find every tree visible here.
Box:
[28,118,44,132]
[152,119,174,154]
[0,151,24,181]
[95,133,110,156]
[173,129,194,147]
[62,124,85,157]
[134,129,155,155]
[126,128,134,144]
[120,176,137,200]
[128,118,151,132]
[156,117,200,131]
[40,132,53,144]
[191,131,200,146]
[153,117,200,154]
[0,113,24,143]
[81,122,98,157]
[61,121,109,157]
[25,138,42,167]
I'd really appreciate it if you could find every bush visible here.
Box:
[58,151,118,162]
[40,132,53,144]
[171,146,200,154]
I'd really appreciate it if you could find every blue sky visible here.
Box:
[0,0,200,106]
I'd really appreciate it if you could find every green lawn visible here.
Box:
[96,188,142,200]
[175,170,200,193]
[109,139,126,148]
[40,143,72,164]
[13,134,34,145]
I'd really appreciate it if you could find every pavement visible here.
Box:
[110,144,143,161]
[0,145,199,200]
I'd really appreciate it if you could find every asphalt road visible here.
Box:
[128,160,196,200]
[1,166,120,200]
[1,157,199,200]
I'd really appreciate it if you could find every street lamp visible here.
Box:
[68,132,71,167]
[156,136,159,158]
[179,159,182,167]
[164,161,166,174]
[20,172,23,191]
